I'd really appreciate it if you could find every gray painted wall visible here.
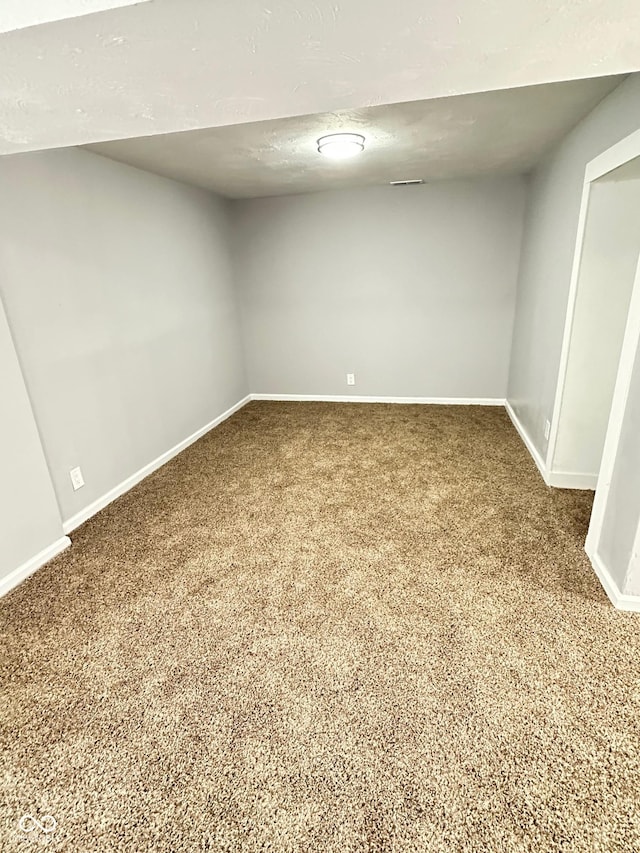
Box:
[233,179,526,399]
[0,147,247,525]
[507,73,640,457]
[0,294,64,579]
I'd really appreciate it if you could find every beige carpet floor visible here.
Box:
[1,402,639,852]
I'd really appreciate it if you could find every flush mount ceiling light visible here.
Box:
[390,179,425,186]
[317,133,365,159]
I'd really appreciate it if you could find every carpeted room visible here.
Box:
[2,4,640,850]
[5,401,638,851]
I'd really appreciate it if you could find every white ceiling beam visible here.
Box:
[0,0,152,35]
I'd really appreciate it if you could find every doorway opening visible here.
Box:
[547,130,640,608]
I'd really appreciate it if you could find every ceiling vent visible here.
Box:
[389,179,425,187]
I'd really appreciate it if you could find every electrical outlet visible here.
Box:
[346,373,355,386]
[544,419,551,440]
[70,466,85,491]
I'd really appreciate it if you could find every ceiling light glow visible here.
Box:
[390,179,425,186]
[317,133,365,159]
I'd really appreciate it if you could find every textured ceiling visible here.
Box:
[86,78,623,199]
[0,0,151,34]
[1,0,640,155]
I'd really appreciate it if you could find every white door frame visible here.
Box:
[545,127,640,608]
[546,127,640,476]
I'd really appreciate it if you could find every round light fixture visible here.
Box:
[317,133,365,160]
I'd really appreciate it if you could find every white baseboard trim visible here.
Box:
[62,394,251,534]
[586,544,640,612]
[505,403,599,491]
[250,394,506,405]
[547,470,597,490]
[504,401,549,484]
[0,536,71,598]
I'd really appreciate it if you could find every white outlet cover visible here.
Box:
[347,373,355,386]
[70,466,85,490]
[544,419,551,440]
